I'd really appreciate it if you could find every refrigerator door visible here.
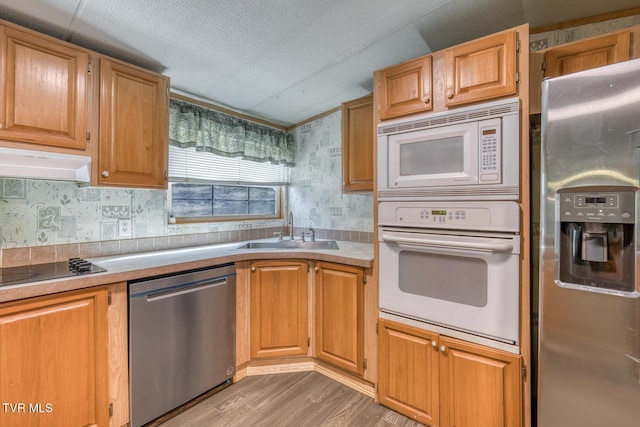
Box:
[539,58,640,427]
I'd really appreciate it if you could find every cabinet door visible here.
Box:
[250,260,308,359]
[99,58,169,188]
[445,30,517,107]
[544,32,630,78]
[315,262,364,375]
[439,336,521,427]
[342,95,373,192]
[0,288,109,427]
[0,26,88,150]
[378,319,439,426]
[379,56,432,120]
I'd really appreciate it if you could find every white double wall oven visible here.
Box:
[377,97,521,352]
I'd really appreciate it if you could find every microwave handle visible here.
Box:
[381,232,513,253]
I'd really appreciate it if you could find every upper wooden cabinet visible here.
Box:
[530,26,638,114]
[379,56,432,120]
[378,319,522,427]
[342,95,373,192]
[0,25,89,150]
[98,58,169,189]
[315,262,364,375]
[544,31,630,78]
[250,259,309,359]
[0,287,109,427]
[444,29,517,107]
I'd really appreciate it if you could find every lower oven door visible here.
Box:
[379,228,520,345]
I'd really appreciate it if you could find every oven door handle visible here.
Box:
[381,233,514,253]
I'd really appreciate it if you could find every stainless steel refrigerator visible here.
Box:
[539,58,640,426]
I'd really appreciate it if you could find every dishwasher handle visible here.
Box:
[145,277,228,302]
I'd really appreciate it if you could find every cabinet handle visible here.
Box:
[431,340,437,348]
[423,95,430,104]
[314,266,319,272]
[440,345,447,353]
[101,171,110,178]
[446,90,454,99]
[251,266,256,272]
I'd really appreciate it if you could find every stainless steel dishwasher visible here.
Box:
[128,263,236,427]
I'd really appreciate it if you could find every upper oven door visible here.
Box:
[378,228,520,345]
[387,121,479,189]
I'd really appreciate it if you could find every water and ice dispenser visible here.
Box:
[557,186,637,294]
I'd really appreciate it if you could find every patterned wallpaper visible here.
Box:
[0,179,287,249]
[289,110,374,234]
[0,109,373,249]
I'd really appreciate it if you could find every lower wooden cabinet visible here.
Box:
[250,259,309,359]
[378,319,522,427]
[0,287,110,427]
[315,261,364,375]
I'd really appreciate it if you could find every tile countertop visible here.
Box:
[0,239,374,304]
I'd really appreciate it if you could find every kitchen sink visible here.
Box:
[234,240,339,250]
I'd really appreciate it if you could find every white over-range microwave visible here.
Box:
[377,97,520,201]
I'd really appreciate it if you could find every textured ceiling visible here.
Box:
[0,0,638,126]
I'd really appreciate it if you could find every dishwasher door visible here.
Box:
[129,263,236,427]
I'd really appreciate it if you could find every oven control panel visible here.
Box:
[395,207,491,227]
[378,201,520,232]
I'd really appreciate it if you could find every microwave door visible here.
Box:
[388,122,479,188]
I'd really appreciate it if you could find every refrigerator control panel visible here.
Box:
[559,187,636,224]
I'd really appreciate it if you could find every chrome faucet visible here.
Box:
[288,211,294,240]
[301,228,315,242]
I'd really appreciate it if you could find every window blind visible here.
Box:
[168,145,290,184]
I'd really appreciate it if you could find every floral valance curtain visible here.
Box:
[169,98,295,166]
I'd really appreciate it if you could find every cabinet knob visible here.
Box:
[446,90,454,99]
[431,340,437,348]
[251,266,256,272]
[440,345,447,353]
[423,96,430,104]
[101,171,110,178]
[314,266,319,272]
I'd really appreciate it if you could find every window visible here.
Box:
[168,146,288,222]
[170,183,281,221]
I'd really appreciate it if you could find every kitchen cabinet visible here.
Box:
[530,27,640,114]
[543,31,630,78]
[0,287,109,427]
[250,259,309,359]
[315,262,364,375]
[444,28,517,107]
[378,319,522,427]
[342,94,374,192]
[98,57,169,189]
[379,56,432,120]
[0,25,89,151]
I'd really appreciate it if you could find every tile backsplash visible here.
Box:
[0,107,374,263]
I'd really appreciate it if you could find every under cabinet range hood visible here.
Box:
[0,147,91,183]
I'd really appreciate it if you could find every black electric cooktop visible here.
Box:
[0,258,106,287]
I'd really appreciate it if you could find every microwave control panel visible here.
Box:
[479,119,501,183]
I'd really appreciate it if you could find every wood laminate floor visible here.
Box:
[158,371,425,427]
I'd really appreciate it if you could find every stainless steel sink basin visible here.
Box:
[234,240,339,250]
